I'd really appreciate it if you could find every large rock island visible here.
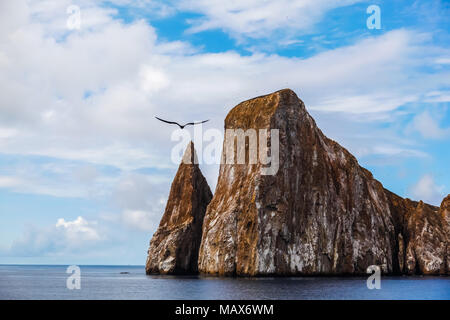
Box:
[147,89,449,276]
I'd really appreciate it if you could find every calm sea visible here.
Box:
[0,265,448,300]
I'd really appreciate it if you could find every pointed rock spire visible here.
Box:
[181,141,198,165]
[145,141,212,274]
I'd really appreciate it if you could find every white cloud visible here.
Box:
[409,111,450,139]
[410,174,445,205]
[113,173,168,209]
[0,127,17,138]
[0,174,87,198]
[371,145,428,158]
[113,173,168,233]
[178,0,362,40]
[4,216,103,257]
[139,65,170,93]
[74,165,100,184]
[423,90,450,103]
[0,1,448,200]
[56,216,100,243]
[121,209,160,232]
[0,158,113,198]
[0,176,22,188]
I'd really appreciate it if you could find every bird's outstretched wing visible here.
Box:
[155,116,209,129]
[155,116,182,127]
[184,119,209,127]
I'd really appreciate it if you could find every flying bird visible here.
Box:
[155,116,209,129]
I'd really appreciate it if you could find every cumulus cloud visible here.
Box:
[1,0,448,184]
[56,216,100,243]
[4,216,103,257]
[409,174,445,205]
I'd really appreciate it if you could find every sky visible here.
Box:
[0,0,449,265]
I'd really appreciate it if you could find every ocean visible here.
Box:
[0,265,448,300]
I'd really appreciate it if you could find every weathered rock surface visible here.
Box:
[198,89,449,276]
[386,192,448,274]
[146,142,212,274]
[442,195,450,273]
[404,200,447,275]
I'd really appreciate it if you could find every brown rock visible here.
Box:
[386,193,448,275]
[440,195,450,274]
[198,89,448,276]
[405,201,446,274]
[145,142,212,274]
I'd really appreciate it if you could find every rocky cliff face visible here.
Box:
[386,192,447,274]
[404,200,447,274]
[146,142,212,274]
[442,195,450,273]
[197,89,449,276]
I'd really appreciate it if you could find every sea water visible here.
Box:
[0,265,448,300]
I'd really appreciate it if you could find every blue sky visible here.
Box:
[0,0,449,265]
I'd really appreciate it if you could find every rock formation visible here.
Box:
[197,89,449,276]
[146,142,212,274]
[442,195,450,273]
[386,192,448,274]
